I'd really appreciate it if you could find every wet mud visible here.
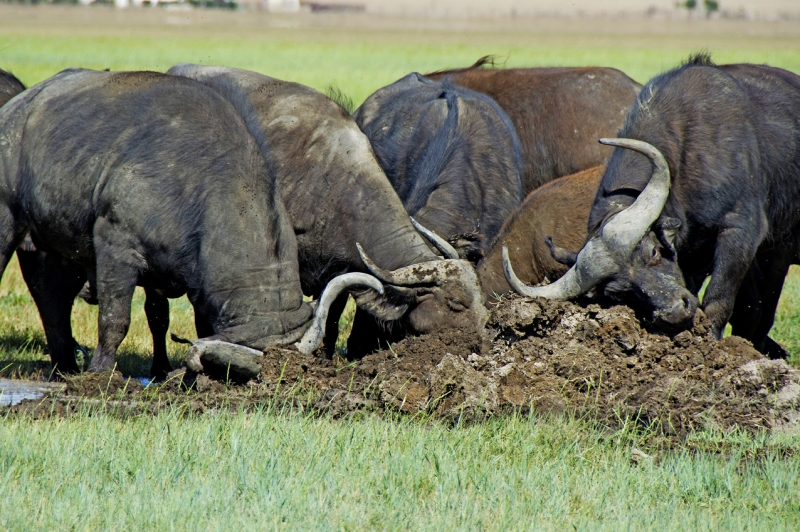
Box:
[5,296,800,439]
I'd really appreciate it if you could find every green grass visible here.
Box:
[1,408,799,531]
[1,6,800,529]
[773,268,800,366]
[3,6,800,105]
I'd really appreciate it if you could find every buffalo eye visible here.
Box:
[641,238,660,265]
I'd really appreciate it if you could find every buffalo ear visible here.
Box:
[448,232,486,264]
[545,236,578,267]
[657,217,681,252]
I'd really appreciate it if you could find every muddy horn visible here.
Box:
[503,246,586,299]
[295,273,385,354]
[410,217,459,259]
[503,138,671,300]
[182,273,384,377]
[357,242,464,287]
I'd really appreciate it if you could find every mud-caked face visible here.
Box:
[356,245,489,337]
[406,260,489,335]
[598,230,697,330]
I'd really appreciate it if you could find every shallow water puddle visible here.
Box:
[135,377,154,387]
[0,378,66,406]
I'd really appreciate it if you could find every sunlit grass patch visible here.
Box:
[1,407,799,530]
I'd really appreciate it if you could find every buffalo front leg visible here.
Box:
[144,288,172,379]
[17,249,87,374]
[702,218,766,340]
[194,312,215,339]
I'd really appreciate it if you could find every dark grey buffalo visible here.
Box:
[353,73,524,263]
[425,57,641,193]
[504,55,800,358]
[166,65,489,355]
[0,68,378,375]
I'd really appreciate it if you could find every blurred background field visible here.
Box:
[3,4,800,104]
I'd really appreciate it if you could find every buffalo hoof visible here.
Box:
[185,340,263,384]
[87,352,116,373]
[761,336,789,360]
[149,362,173,382]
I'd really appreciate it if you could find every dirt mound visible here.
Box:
[5,297,799,438]
[487,297,799,436]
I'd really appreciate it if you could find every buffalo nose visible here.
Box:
[662,292,698,326]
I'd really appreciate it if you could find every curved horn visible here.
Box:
[357,243,465,287]
[598,138,671,249]
[410,217,459,259]
[502,246,584,300]
[356,243,402,284]
[295,272,384,355]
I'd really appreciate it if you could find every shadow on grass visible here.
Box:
[0,330,47,354]
[0,329,52,379]
[0,328,186,379]
[115,350,184,378]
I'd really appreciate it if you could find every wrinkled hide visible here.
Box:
[426,58,641,193]
[354,73,524,262]
[0,69,313,373]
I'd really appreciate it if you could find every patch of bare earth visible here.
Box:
[6,296,800,439]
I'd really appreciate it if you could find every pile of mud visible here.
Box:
[7,297,800,437]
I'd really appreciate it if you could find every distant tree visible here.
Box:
[680,0,719,17]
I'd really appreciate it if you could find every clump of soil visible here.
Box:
[64,370,145,397]
[5,297,800,438]
[486,297,800,436]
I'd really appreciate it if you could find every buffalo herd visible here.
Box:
[0,52,798,380]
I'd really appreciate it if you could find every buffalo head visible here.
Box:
[355,240,489,338]
[504,138,697,330]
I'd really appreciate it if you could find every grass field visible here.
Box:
[2,409,800,530]
[1,5,800,529]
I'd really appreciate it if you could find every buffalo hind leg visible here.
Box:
[17,249,87,374]
[89,224,142,373]
[90,268,137,372]
[730,252,791,358]
[144,288,172,379]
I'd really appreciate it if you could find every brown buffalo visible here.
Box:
[478,166,603,302]
[426,58,640,193]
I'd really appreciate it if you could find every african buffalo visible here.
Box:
[504,55,800,358]
[478,166,602,301]
[426,57,641,193]
[166,65,489,355]
[0,68,379,374]
[354,73,524,262]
